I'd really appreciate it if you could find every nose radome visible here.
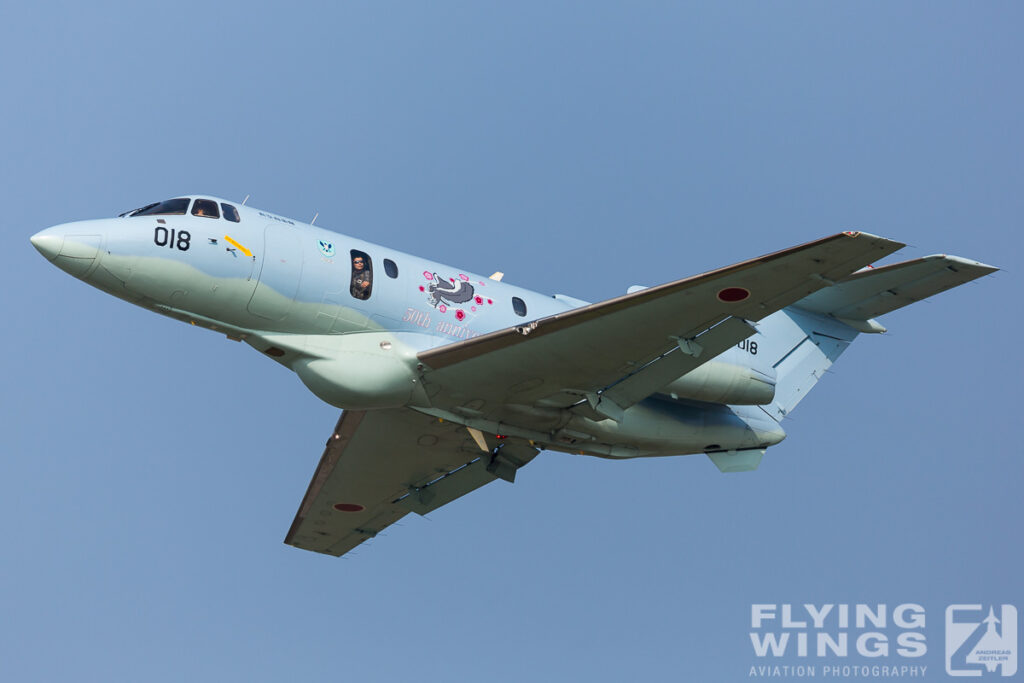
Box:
[30,229,63,261]
[30,224,104,279]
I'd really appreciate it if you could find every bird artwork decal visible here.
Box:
[426,273,475,307]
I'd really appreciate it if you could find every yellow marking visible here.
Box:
[224,235,252,258]
[466,427,489,453]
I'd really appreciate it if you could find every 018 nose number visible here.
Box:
[154,227,191,251]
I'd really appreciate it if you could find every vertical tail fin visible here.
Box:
[756,308,857,420]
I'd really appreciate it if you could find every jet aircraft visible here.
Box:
[30,196,996,557]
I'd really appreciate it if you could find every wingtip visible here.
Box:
[838,230,907,255]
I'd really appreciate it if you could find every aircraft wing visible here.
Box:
[417,232,904,417]
[285,408,538,557]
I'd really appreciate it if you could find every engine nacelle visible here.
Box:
[660,360,775,405]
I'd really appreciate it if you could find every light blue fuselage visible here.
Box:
[31,195,788,461]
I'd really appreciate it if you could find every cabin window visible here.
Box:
[130,198,190,216]
[350,250,373,300]
[383,258,398,279]
[191,199,220,219]
[512,296,527,317]
[221,203,240,222]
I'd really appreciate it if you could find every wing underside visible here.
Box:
[285,409,537,557]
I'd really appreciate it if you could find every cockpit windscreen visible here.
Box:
[124,198,191,216]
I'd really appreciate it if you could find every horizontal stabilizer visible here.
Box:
[762,252,995,420]
[793,255,997,322]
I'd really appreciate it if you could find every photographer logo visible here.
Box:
[946,605,1017,677]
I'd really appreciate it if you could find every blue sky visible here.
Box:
[2,3,1020,681]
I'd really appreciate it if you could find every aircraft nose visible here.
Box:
[30,224,104,279]
[30,229,63,261]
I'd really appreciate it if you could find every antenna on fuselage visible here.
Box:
[311,212,319,226]
[241,194,250,206]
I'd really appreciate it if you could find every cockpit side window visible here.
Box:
[192,199,220,219]
[130,198,191,216]
[350,250,373,300]
[221,203,240,222]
